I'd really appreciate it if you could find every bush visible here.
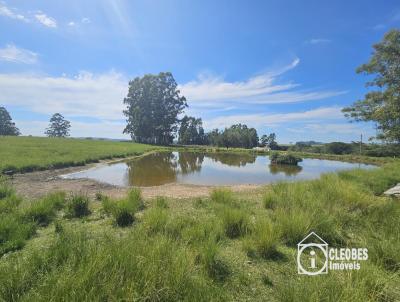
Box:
[142,207,169,234]
[198,239,230,282]
[102,189,144,227]
[0,214,36,255]
[127,188,144,211]
[23,192,65,226]
[270,152,302,165]
[244,219,281,259]
[66,194,90,218]
[115,209,134,227]
[210,188,234,205]
[219,207,249,238]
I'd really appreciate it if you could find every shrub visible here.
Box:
[115,208,134,227]
[102,189,144,227]
[219,207,249,238]
[210,188,234,205]
[142,207,168,233]
[155,196,168,209]
[23,192,65,226]
[0,214,36,255]
[127,188,144,211]
[244,219,281,259]
[198,239,230,282]
[270,152,302,165]
[66,194,90,218]
[0,181,14,200]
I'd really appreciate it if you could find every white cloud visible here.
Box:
[179,58,345,107]
[0,71,127,120]
[203,107,344,129]
[306,38,332,45]
[35,13,57,28]
[0,44,38,64]
[81,17,90,24]
[68,21,75,26]
[287,123,367,135]
[0,2,28,22]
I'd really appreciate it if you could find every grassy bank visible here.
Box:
[0,136,156,174]
[0,162,399,301]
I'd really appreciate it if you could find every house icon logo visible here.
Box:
[297,232,328,275]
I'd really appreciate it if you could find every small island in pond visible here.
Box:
[270,152,303,166]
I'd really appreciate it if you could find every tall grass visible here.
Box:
[244,218,281,259]
[22,192,66,226]
[66,194,90,218]
[101,188,144,227]
[0,227,225,301]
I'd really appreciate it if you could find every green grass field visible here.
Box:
[0,160,399,301]
[0,136,156,173]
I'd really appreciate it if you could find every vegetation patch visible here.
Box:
[270,152,303,165]
[66,194,91,218]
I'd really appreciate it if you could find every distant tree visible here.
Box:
[123,72,187,145]
[0,106,20,136]
[207,124,258,148]
[342,29,400,143]
[206,129,221,146]
[260,133,278,149]
[178,116,206,145]
[45,113,71,137]
[324,142,353,155]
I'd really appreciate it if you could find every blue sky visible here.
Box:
[0,0,399,143]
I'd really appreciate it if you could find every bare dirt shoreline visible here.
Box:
[10,159,263,200]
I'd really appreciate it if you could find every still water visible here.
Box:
[62,151,374,187]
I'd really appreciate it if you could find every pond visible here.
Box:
[61,151,375,187]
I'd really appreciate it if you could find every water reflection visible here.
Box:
[206,152,256,167]
[62,151,375,187]
[268,164,303,176]
[126,152,179,186]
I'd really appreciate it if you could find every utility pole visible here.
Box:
[360,134,362,155]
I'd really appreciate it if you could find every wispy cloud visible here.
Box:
[81,17,90,24]
[35,13,57,28]
[0,71,127,120]
[306,38,332,45]
[180,58,345,108]
[0,44,38,64]
[0,2,28,22]
[287,123,367,135]
[203,107,344,129]
[0,2,59,28]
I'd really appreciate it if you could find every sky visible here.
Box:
[0,0,399,143]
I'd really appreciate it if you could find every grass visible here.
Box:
[0,136,156,174]
[66,194,91,218]
[101,188,144,226]
[0,161,400,300]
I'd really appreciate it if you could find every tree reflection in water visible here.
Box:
[206,152,256,167]
[178,152,204,175]
[268,164,303,176]
[126,152,179,186]
[125,151,259,186]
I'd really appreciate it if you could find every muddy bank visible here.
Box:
[10,161,262,200]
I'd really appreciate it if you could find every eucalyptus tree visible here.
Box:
[0,106,20,136]
[123,72,187,145]
[45,113,71,137]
